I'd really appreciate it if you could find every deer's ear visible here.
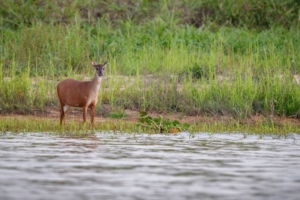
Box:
[92,61,97,67]
[102,61,108,68]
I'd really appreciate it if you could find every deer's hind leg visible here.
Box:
[60,104,69,126]
[60,105,65,126]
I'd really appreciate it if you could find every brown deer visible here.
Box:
[57,61,108,126]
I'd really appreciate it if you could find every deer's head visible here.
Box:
[92,61,108,77]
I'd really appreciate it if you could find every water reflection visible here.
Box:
[0,132,299,200]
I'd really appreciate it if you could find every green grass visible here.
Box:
[0,0,300,133]
[0,117,138,134]
[1,0,299,29]
[1,23,300,118]
[108,111,128,119]
[0,116,299,135]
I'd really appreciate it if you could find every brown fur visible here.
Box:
[57,61,107,126]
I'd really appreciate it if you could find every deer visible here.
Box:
[57,61,108,126]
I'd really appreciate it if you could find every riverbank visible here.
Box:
[1,1,300,134]
[1,106,299,134]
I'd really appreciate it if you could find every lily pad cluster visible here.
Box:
[136,111,191,133]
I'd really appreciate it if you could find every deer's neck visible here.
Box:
[90,73,103,93]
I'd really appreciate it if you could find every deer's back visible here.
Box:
[57,78,93,107]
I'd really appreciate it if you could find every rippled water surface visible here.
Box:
[0,132,300,200]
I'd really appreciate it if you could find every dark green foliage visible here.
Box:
[0,0,299,29]
[108,111,128,119]
[179,64,210,81]
[136,111,191,133]
[188,0,299,29]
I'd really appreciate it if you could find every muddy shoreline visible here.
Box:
[1,106,300,128]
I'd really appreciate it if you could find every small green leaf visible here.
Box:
[183,123,191,130]
[139,111,148,117]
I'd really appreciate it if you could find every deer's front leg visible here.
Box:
[90,104,96,127]
[82,105,88,123]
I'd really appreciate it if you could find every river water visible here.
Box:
[0,132,299,200]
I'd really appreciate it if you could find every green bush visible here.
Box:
[0,0,299,29]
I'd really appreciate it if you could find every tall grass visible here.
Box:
[0,1,299,119]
